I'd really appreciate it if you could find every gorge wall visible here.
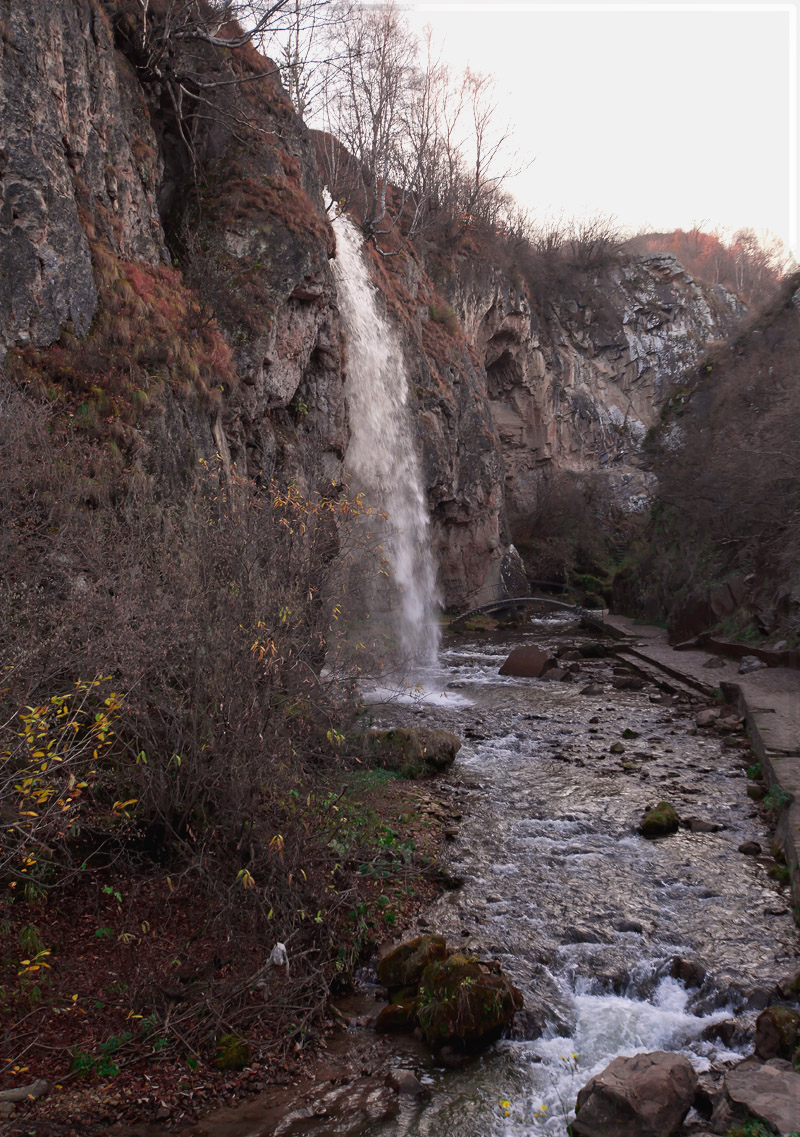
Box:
[445,249,745,526]
[0,0,747,611]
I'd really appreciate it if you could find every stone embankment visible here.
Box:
[605,614,800,909]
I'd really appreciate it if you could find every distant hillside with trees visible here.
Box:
[615,271,800,642]
[624,226,792,307]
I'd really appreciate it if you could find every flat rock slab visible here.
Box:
[725,1057,800,1134]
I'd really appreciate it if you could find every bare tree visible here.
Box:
[114,0,332,176]
[277,0,355,119]
[319,1,418,241]
[457,68,516,223]
[315,6,522,249]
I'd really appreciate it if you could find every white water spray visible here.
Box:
[331,213,440,668]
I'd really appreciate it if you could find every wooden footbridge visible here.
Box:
[450,596,606,631]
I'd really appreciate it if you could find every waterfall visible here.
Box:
[331,213,440,670]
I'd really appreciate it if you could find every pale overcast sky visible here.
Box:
[401,1,798,258]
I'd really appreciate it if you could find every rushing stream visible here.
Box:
[355,617,798,1136]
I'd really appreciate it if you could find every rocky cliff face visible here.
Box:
[447,249,745,524]
[0,0,164,363]
[0,0,506,608]
[0,0,748,613]
[0,0,345,485]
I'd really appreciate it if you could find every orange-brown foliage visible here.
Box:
[7,243,236,446]
[625,227,785,306]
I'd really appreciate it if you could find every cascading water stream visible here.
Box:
[331,213,440,671]
[357,620,799,1136]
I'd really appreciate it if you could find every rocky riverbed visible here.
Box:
[355,619,798,1136]
[127,617,800,1137]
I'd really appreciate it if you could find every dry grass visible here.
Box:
[6,241,237,448]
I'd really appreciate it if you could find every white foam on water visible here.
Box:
[360,681,473,709]
[373,978,735,1137]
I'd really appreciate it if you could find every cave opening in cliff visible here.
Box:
[486,345,523,395]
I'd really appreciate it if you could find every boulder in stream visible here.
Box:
[387,1068,427,1096]
[754,1003,800,1059]
[360,729,461,778]
[639,802,680,837]
[715,1055,800,1135]
[377,934,449,989]
[572,1050,697,1137]
[695,707,721,727]
[416,952,523,1048]
[375,1000,419,1033]
[498,645,555,677]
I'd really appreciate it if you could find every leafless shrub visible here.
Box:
[510,470,612,588]
[625,273,800,624]
[0,379,376,995]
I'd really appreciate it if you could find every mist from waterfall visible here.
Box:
[331,212,440,671]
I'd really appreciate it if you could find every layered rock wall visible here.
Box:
[446,250,745,523]
[0,0,164,363]
[0,0,748,612]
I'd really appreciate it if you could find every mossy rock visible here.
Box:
[640,802,680,837]
[754,1003,800,1059]
[377,934,449,989]
[360,728,461,779]
[389,984,419,1004]
[213,1032,251,1070]
[416,953,523,1048]
[375,999,420,1033]
[453,615,498,634]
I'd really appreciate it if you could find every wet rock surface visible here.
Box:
[572,1050,697,1137]
[717,1056,800,1134]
